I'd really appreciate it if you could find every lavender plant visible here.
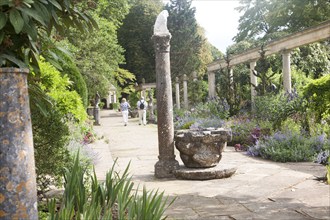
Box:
[247,131,330,163]
[174,97,229,130]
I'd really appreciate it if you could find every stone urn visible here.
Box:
[174,128,232,168]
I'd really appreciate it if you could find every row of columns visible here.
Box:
[175,74,189,109]
[208,50,292,102]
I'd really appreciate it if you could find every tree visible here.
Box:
[234,0,330,79]
[117,0,163,83]
[234,0,330,42]
[65,9,129,99]
[165,0,204,79]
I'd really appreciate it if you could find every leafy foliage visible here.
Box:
[235,0,330,42]
[57,51,89,107]
[66,13,126,99]
[46,154,174,219]
[38,59,87,122]
[0,0,96,69]
[303,74,330,123]
[165,0,205,79]
[117,0,163,83]
[188,79,208,104]
[253,91,305,130]
[31,59,88,193]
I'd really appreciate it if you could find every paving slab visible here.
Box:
[91,109,330,219]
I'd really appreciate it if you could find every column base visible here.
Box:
[154,159,179,178]
[93,107,101,125]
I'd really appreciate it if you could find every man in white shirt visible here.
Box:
[137,97,148,125]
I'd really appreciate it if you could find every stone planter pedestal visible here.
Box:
[174,128,232,168]
[174,128,237,180]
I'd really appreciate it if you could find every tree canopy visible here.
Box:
[117,0,163,84]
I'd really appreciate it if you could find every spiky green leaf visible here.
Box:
[1,54,28,68]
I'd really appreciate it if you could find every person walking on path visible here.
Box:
[137,97,148,125]
[120,98,130,126]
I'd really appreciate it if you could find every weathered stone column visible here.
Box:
[148,90,156,123]
[175,77,180,109]
[141,78,146,98]
[153,10,179,178]
[192,71,197,81]
[183,74,188,109]
[106,92,110,108]
[208,71,216,98]
[282,50,292,93]
[113,93,117,103]
[249,60,258,103]
[0,68,38,219]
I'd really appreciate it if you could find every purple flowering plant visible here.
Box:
[246,130,330,163]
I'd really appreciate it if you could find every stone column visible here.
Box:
[282,50,292,93]
[141,78,146,98]
[153,10,179,178]
[0,68,38,219]
[113,93,117,103]
[106,92,111,108]
[229,68,234,97]
[250,60,258,103]
[183,74,188,109]
[148,90,156,123]
[192,71,197,81]
[175,77,180,109]
[208,71,216,98]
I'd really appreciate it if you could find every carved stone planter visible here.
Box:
[174,128,232,168]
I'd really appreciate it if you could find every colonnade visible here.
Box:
[175,74,189,109]
[206,20,330,102]
[207,50,292,102]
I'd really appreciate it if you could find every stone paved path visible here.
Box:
[92,109,330,219]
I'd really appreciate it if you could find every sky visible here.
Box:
[163,0,242,53]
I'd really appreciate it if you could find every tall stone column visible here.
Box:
[282,50,292,93]
[175,77,180,109]
[229,68,234,99]
[192,71,197,81]
[249,60,258,104]
[141,78,146,98]
[106,92,111,108]
[183,74,188,109]
[153,10,179,178]
[208,71,216,98]
[0,68,38,219]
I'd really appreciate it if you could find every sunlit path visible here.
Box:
[90,109,330,219]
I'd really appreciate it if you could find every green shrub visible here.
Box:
[45,154,174,219]
[31,59,89,193]
[38,58,87,123]
[303,74,330,123]
[32,108,71,194]
[253,91,305,130]
[59,52,89,108]
[228,115,272,147]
